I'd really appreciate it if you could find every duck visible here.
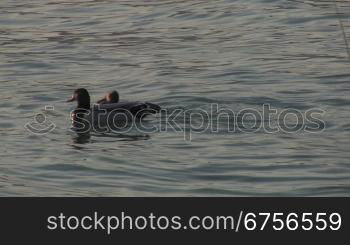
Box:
[66,88,161,132]
[96,90,119,104]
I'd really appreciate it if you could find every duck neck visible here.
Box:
[77,100,90,110]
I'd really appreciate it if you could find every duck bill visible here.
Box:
[66,96,76,102]
[96,98,107,104]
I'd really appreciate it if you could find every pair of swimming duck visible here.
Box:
[67,88,161,129]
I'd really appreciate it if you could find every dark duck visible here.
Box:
[67,88,161,131]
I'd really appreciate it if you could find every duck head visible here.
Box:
[97,90,119,104]
[67,88,91,132]
[66,88,91,109]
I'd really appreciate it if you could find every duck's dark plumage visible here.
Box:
[93,101,161,118]
[67,88,160,119]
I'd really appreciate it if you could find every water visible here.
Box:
[1,0,350,196]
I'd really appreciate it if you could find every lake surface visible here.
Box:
[1,0,349,196]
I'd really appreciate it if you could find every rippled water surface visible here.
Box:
[1,0,350,196]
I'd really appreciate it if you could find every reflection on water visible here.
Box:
[70,130,150,145]
[71,132,91,145]
[0,0,350,196]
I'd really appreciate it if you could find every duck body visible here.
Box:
[95,90,161,116]
[67,88,161,132]
[93,101,161,117]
